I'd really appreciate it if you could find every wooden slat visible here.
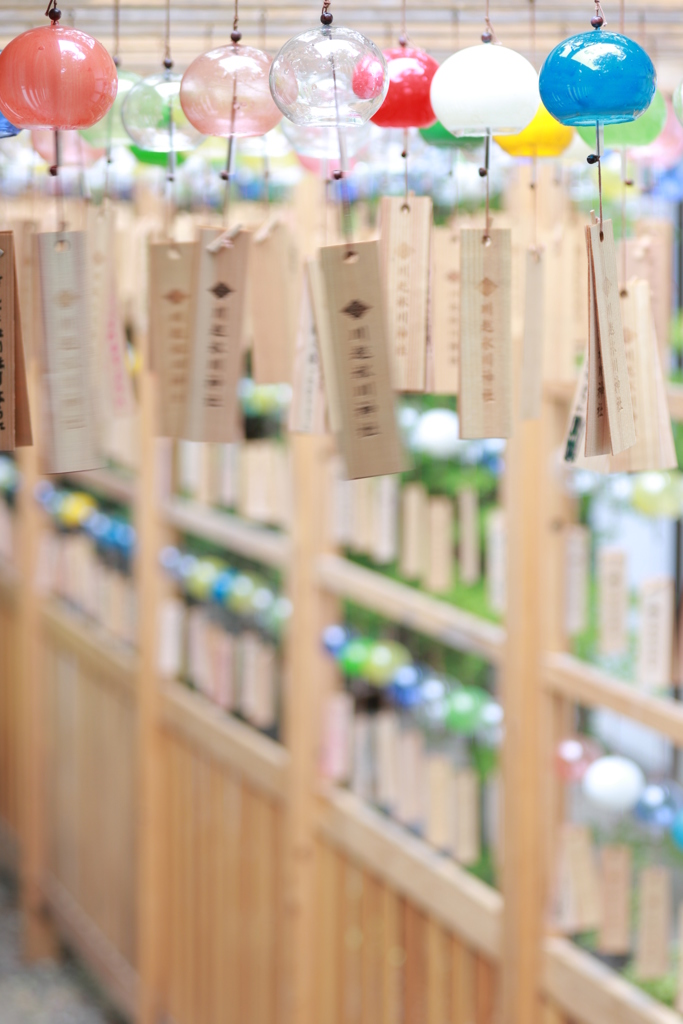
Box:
[163,496,290,569]
[317,554,505,663]
[42,600,138,689]
[43,873,139,1021]
[543,936,681,1024]
[161,681,288,800]
[0,561,18,606]
[319,786,502,959]
[545,379,683,426]
[59,468,136,505]
[0,815,18,872]
[544,651,683,746]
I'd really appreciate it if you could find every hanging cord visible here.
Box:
[44,2,68,231]
[399,0,408,46]
[530,0,536,64]
[220,0,242,226]
[161,0,176,240]
[260,9,270,210]
[401,130,410,211]
[586,4,606,241]
[481,0,498,44]
[104,0,121,200]
[619,0,625,33]
[322,0,355,256]
[479,132,491,243]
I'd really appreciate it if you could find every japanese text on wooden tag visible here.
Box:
[319,240,407,479]
[460,228,512,438]
[38,231,102,473]
[379,195,432,392]
[149,241,195,437]
[185,228,250,443]
[431,225,460,395]
[519,247,544,420]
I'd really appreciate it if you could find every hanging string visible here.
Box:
[162,0,175,241]
[322,0,354,256]
[113,0,120,64]
[480,131,491,243]
[619,0,625,33]
[164,0,172,68]
[260,9,270,211]
[220,0,242,225]
[482,0,497,44]
[401,130,410,211]
[530,0,536,65]
[104,0,121,200]
[399,0,408,46]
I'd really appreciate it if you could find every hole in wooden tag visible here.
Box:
[482,234,492,247]
[400,202,411,213]
[168,245,182,260]
[343,251,359,265]
[54,238,70,253]
[0,249,5,258]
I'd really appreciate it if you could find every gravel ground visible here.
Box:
[0,877,120,1024]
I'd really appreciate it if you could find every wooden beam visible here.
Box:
[59,468,136,506]
[161,681,289,800]
[41,600,138,691]
[544,650,683,745]
[317,553,505,662]
[163,496,290,569]
[319,785,503,959]
[543,937,682,1024]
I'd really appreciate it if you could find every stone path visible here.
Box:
[0,878,119,1024]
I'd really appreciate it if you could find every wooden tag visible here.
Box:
[375,709,399,812]
[426,755,455,852]
[431,225,460,395]
[584,235,610,457]
[351,713,374,803]
[321,691,353,783]
[157,597,185,678]
[350,477,374,555]
[289,269,326,434]
[564,524,589,637]
[598,845,631,955]
[620,222,673,366]
[610,280,677,473]
[308,257,342,435]
[372,475,399,565]
[328,455,353,547]
[0,232,31,449]
[399,482,428,581]
[563,353,590,463]
[426,495,454,594]
[519,247,544,420]
[250,218,300,384]
[453,767,480,866]
[637,577,674,690]
[149,241,195,437]
[459,228,512,438]
[213,631,235,710]
[396,728,425,829]
[598,546,628,656]
[586,221,636,455]
[486,507,507,615]
[379,195,432,391]
[184,228,249,443]
[556,823,601,933]
[635,866,671,981]
[458,488,480,586]
[219,442,240,508]
[318,240,407,480]
[37,231,102,473]
[252,640,276,730]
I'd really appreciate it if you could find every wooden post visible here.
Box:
[16,357,58,959]
[282,433,338,1024]
[136,348,166,1024]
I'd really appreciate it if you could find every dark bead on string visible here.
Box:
[332,169,343,180]
[590,15,604,27]
[398,34,408,47]
[625,178,634,186]
[481,31,493,42]
[231,30,242,43]
[163,57,174,69]
[220,170,230,181]
[587,153,599,164]
[48,5,61,21]
[49,165,58,176]
[401,149,407,159]
[321,11,333,25]
[478,166,488,177]
[113,55,121,67]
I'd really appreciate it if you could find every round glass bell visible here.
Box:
[180,44,282,138]
[81,69,141,147]
[419,120,479,150]
[269,26,388,127]
[494,102,573,157]
[539,30,656,127]
[430,43,539,136]
[121,72,205,153]
[0,23,118,130]
[576,87,666,147]
[371,46,438,129]
[281,118,370,158]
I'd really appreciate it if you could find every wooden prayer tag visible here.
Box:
[400,482,428,582]
[318,240,407,480]
[149,241,195,437]
[598,845,631,955]
[635,866,671,981]
[598,546,628,656]
[564,524,589,637]
[563,353,590,463]
[585,221,636,456]
[486,508,507,615]
[458,487,480,586]
[289,268,326,434]
[610,279,676,473]
[250,218,300,384]
[372,475,399,565]
[321,691,353,784]
[637,577,674,690]
[379,195,432,392]
[426,495,454,594]
[375,709,399,812]
[556,823,600,933]
[459,228,512,438]
[0,231,32,450]
[185,228,250,443]
[453,767,480,866]
[430,225,460,395]
[37,231,101,473]
[426,755,455,852]
[620,220,673,366]
[519,247,545,420]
